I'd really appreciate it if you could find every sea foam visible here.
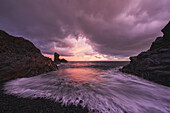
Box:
[3,68,170,113]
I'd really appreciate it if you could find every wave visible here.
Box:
[3,68,170,113]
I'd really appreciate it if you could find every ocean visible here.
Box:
[3,61,170,113]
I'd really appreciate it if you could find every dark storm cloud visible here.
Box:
[77,0,170,56]
[0,0,170,57]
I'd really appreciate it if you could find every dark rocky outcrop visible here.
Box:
[121,21,170,87]
[54,52,68,63]
[54,52,60,63]
[60,58,68,63]
[0,30,58,81]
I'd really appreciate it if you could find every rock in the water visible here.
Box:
[54,52,60,63]
[54,52,68,63]
[121,21,170,87]
[0,30,58,81]
[60,58,68,63]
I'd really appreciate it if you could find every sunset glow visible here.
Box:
[1,0,170,113]
[44,36,129,61]
[1,0,170,62]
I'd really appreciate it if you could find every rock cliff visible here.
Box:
[121,21,170,86]
[0,30,57,81]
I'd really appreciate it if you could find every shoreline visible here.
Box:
[0,81,89,113]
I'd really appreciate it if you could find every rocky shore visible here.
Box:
[0,30,87,113]
[121,21,170,87]
[0,29,57,81]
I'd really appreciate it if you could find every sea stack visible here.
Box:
[121,21,170,87]
[54,52,60,63]
[54,52,68,63]
[0,30,58,81]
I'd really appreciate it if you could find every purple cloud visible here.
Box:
[0,0,170,58]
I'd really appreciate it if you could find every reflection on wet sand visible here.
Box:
[57,68,104,83]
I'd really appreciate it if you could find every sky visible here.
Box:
[0,0,170,61]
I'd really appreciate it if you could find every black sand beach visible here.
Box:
[0,82,89,113]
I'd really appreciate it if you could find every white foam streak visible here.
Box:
[3,68,170,113]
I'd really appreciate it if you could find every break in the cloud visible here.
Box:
[0,0,170,60]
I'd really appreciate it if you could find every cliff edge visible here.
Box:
[121,21,170,87]
[0,30,57,81]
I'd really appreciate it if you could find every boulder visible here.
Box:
[121,21,170,87]
[0,30,58,81]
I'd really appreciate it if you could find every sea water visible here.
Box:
[3,61,170,113]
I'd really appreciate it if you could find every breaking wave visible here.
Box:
[3,68,170,113]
